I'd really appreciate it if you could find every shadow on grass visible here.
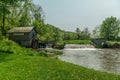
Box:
[0,51,13,63]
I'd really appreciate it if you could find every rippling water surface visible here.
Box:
[59,44,120,74]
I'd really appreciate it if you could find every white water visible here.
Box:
[59,44,120,74]
[64,48,99,51]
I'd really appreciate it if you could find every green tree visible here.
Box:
[64,31,77,40]
[100,16,120,40]
[76,27,81,40]
[0,0,26,36]
[92,26,100,38]
[80,27,91,40]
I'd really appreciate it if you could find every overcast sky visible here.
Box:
[34,0,120,32]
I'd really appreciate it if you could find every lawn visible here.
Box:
[0,52,120,80]
[0,39,120,80]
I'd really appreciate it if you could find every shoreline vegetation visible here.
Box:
[36,48,63,57]
[56,40,120,49]
[0,0,120,79]
[0,39,120,80]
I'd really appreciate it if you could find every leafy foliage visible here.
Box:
[0,39,37,56]
[0,0,27,35]
[36,50,48,57]
[0,0,92,44]
[100,16,120,40]
[92,26,100,38]
[75,27,91,40]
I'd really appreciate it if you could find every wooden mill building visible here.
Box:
[8,27,38,48]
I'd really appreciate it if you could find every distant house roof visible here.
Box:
[8,27,34,33]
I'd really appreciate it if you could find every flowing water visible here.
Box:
[59,44,120,74]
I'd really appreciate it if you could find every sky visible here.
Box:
[34,0,120,32]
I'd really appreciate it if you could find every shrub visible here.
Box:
[54,42,65,49]
[0,39,36,56]
[37,50,48,57]
[47,50,63,55]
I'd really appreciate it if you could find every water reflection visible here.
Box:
[59,48,120,74]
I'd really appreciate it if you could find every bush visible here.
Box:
[93,43,103,48]
[0,39,37,56]
[105,41,120,48]
[47,50,63,55]
[37,50,48,57]
[54,42,65,49]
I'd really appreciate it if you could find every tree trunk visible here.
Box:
[1,6,6,36]
[2,14,5,36]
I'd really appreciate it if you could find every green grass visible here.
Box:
[54,42,65,49]
[107,41,120,45]
[36,49,63,57]
[0,39,37,56]
[47,49,63,55]
[65,40,91,44]
[0,39,120,80]
[0,53,119,80]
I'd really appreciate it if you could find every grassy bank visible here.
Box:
[36,49,63,57]
[98,41,120,48]
[53,40,91,49]
[65,40,91,44]
[0,39,120,80]
[0,53,120,80]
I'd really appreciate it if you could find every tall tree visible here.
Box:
[81,27,91,40]
[18,0,32,26]
[76,27,81,40]
[0,0,26,35]
[92,26,100,38]
[100,16,120,40]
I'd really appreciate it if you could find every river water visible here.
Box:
[59,44,120,74]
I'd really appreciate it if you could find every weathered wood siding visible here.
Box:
[9,29,37,47]
[29,29,37,40]
[9,32,30,40]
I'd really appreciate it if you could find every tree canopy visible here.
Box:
[100,16,120,40]
[0,0,28,35]
[0,0,93,42]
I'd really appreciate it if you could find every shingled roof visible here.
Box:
[8,27,34,33]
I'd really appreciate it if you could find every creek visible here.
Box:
[59,44,120,74]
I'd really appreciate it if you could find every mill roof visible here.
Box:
[8,27,34,33]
